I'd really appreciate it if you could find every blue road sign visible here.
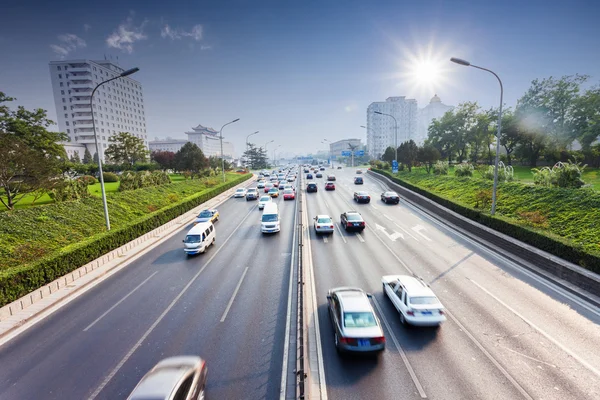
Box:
[341,150,352,156]
[354,150,365,157]
[392,160,398,174]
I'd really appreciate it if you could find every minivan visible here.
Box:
[261,202,280,233]
[183,221,216,255]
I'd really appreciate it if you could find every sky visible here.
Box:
[1,0,599,158]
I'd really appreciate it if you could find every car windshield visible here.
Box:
[343,312,377,328]
[236,189,244,192]
[317,217,331,223]
[184,234,202,243]
[410,297,440,305]
[346,214,362,221]
[269,188,277,192]
[198,210,212,217]
[260,197,271,202]
[262,214,278,222]
[385,192,397,196]
[284,189,293,194]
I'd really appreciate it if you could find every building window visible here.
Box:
[57,66,62,71]
[64,113,68,118]
[61,90,65,95]
[63,106,67,111]
[66,121,69,126]
[66,129,70,134]
[62,98,66,103]
[59,82,64,87]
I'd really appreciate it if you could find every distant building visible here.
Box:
[185,124,235,159]
[148,138,188,153]
[417,94,454,145]
[49,59,148,161]
[367,96,418,159]
[329,139,363,159]
[62,142,87,160]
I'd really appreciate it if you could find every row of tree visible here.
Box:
[241,144,270,169]
[380,140,441,173]
[151,143,232,176]
[425,75,600,167]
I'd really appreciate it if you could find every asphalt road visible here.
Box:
[0,178,298,400]
[304,167,600,400]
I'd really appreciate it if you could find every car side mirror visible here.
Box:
[182,240,185,242]
[326,295,332,300]
[366,293,373,298]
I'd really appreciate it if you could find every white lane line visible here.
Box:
[384,214,393,221]
[220,267,249,322]
[371,297,427,398]
[89,204,257,400]
[335,224,347,244]
[279,189,298,400]
[371,204,379,210]
[394,222,420,241]
[444,308,534,400]
[324,201,329,209]
[365,224,415,275]
[84,271,159,332]
[355,232,365,243]
[469,278,600,379]
[412,225,432,241]
[323,236,328,243]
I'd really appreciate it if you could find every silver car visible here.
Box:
[314,214,334,234]
[127,356,207,400]
[327,287,385,354]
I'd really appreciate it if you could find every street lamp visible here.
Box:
[451,57,504,215]
[264,140,274,167]
[374,111,398,162]
[219,118,240,182]
[322,139,333,168]
[91,66,139,231]
[246,131,259,151]
[273,144,282,166]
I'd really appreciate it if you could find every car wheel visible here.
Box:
[334,332,341,352]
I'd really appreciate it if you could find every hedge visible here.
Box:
[370,169,600,273]
[0,173,251,306]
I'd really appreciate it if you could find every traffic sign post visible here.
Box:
[341,150,352,157]
[354,150,364,157]
[392,160,398,174]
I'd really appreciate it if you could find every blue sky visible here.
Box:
[1,0,599,157]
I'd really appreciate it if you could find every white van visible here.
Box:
[183,221,216,255]
[261,202,280,234]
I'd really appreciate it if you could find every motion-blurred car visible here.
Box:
[337,166,342,169]
[315,172,323,178]
[307,173,313,179]
[354,176,364,185]
[314,214,334,234]
[283,189,295,200]
[306,182,318,193]
[381,191,400,204]
[325,182,336,191]
[264,182,274,193]
[340,211,365,231]
[234,188,247,198]
[194,209,219,224]
[258,195,272,209]
[327,287,385,353]
[354,191,370,203]
[327,175,336,181]
[382,275,446,327]
[320,167,326,171]
[246,188,259,201]
[257,182,266,189]
[127,356,207,400]
[268,187,279,198]
[356,169,363,174]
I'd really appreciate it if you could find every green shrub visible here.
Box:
[102,172,119,182]
[555,161,586,188]
[433,161,449,175]
[79,175,98,185]
[49,179,90,202]
[455,163,474,177]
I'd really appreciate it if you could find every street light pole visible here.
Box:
[219,118,240,183]
[90,66,139,231]
[264,140,274,168]
[374,111,398,161]
[274,144,282,166]
[246,131,259,151]
[451,57,504,215]
[322,139,333,168]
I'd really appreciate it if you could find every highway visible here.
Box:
[0,178,298,400]
[304,167,600,400]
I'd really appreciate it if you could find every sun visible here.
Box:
[411,60,442,86]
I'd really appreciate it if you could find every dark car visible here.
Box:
[320,167,325,171]
[341,211,365,231]
[381,191,400,204]
[304,168,310,173]
[327,175,336,181]
[354,191,371,203]
[307,182,318,193]
[354,176,364,184]
[307,173,313,179]
[337,166,342,169]
[316,172,323,178]
[325,182,336,191]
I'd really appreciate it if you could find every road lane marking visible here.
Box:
[469,278,600,379]
[375,223,404,241]
[412,225,432,241]
[324,201,329,209]
[384,213,393,221]
[220,267,249,322]
[323,236,328,243]
[371,204,379,210]
[89,204,257,400]
[395,223,420,241]
[355,232,365,242]
[371,296,427,398]
[335,224,347,244]
[83,271,159,332]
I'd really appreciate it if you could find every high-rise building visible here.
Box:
[185,124,235,159]
[49,59,148,160]
[417,94,454,145]
[329,139,363,159]
[366,96,418,159]
[148,138,189,153]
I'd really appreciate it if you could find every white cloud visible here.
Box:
[161,24,203,41]
[106,17,147,53]
[200,45,212,50]
[84,24,91,32]
[50,33,87,58]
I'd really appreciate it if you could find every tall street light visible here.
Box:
[451,57,504,215]
[264,140,274,167]
[273,144,282,166]
[219,118,240,182]
[322,138,333,168]
[246,131,259,151]
[91,66,139,231]
[374,111,398,161]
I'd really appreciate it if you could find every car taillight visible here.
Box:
[347,222,352,227]
[360,221,365,226]
[439,310,445,315]
[407,310,415,316]
[330,225,334,228]
[372,336,386,344]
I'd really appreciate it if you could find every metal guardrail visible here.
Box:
[296,175,306,399]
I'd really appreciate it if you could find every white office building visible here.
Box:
[417,94,454,145]
[49,59,148,161]
[185,124,235,159]
[148,138,189,153]
[329,139,363,159]
[366,96,418,159]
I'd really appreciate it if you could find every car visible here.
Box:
[279,180,287,188]
[327,287,385,354]
[246,188,259,200]
[273,181,280,188]
[337,166,342,169]
[257,182,266,189]
[127,356,208,400]
[304,168,310,173]
[325,182,336,191]
[264,182,274,193]
[306,182,318,193]
[315,172,323,178]
[283,189,296,200]
[354,176,364,184]
[268,187,279,197]
[287,176,295,182]
[382,275,447,327]
[381,191,400,204]
[356,169,363,174]
[340,211,365,231]
[320,167,325,171]
[306,173,313,179]
[283,183,295,192]
[234,188,247,198]
[327,175,336,181]
[258,195,272,209]
[354,191,370,203]
[314,214,334,234]
[194,209,219,224]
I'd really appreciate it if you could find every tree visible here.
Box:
[398,140,418,172]
[208,156,231,173]
[70,152,81,164]
[151,150,176,171]
[468,109,493,164]
[243,144,269,169]
[82,147,93,164]
[105,132,149,165]
[498,109,522,165]
[380,146,396,163]
[174,142,208,175]
[426,111,455,163]
[93,152,99,164]
[417,144,440,174]
[573,85,600,153]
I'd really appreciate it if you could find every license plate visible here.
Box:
[353,223,359,226]
[358,339,369,347]
[421,311,432,315]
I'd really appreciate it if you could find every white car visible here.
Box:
[382,275,446,327]
[234,188,248,198]
[314,215,334,234]
[258,195,272,210]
